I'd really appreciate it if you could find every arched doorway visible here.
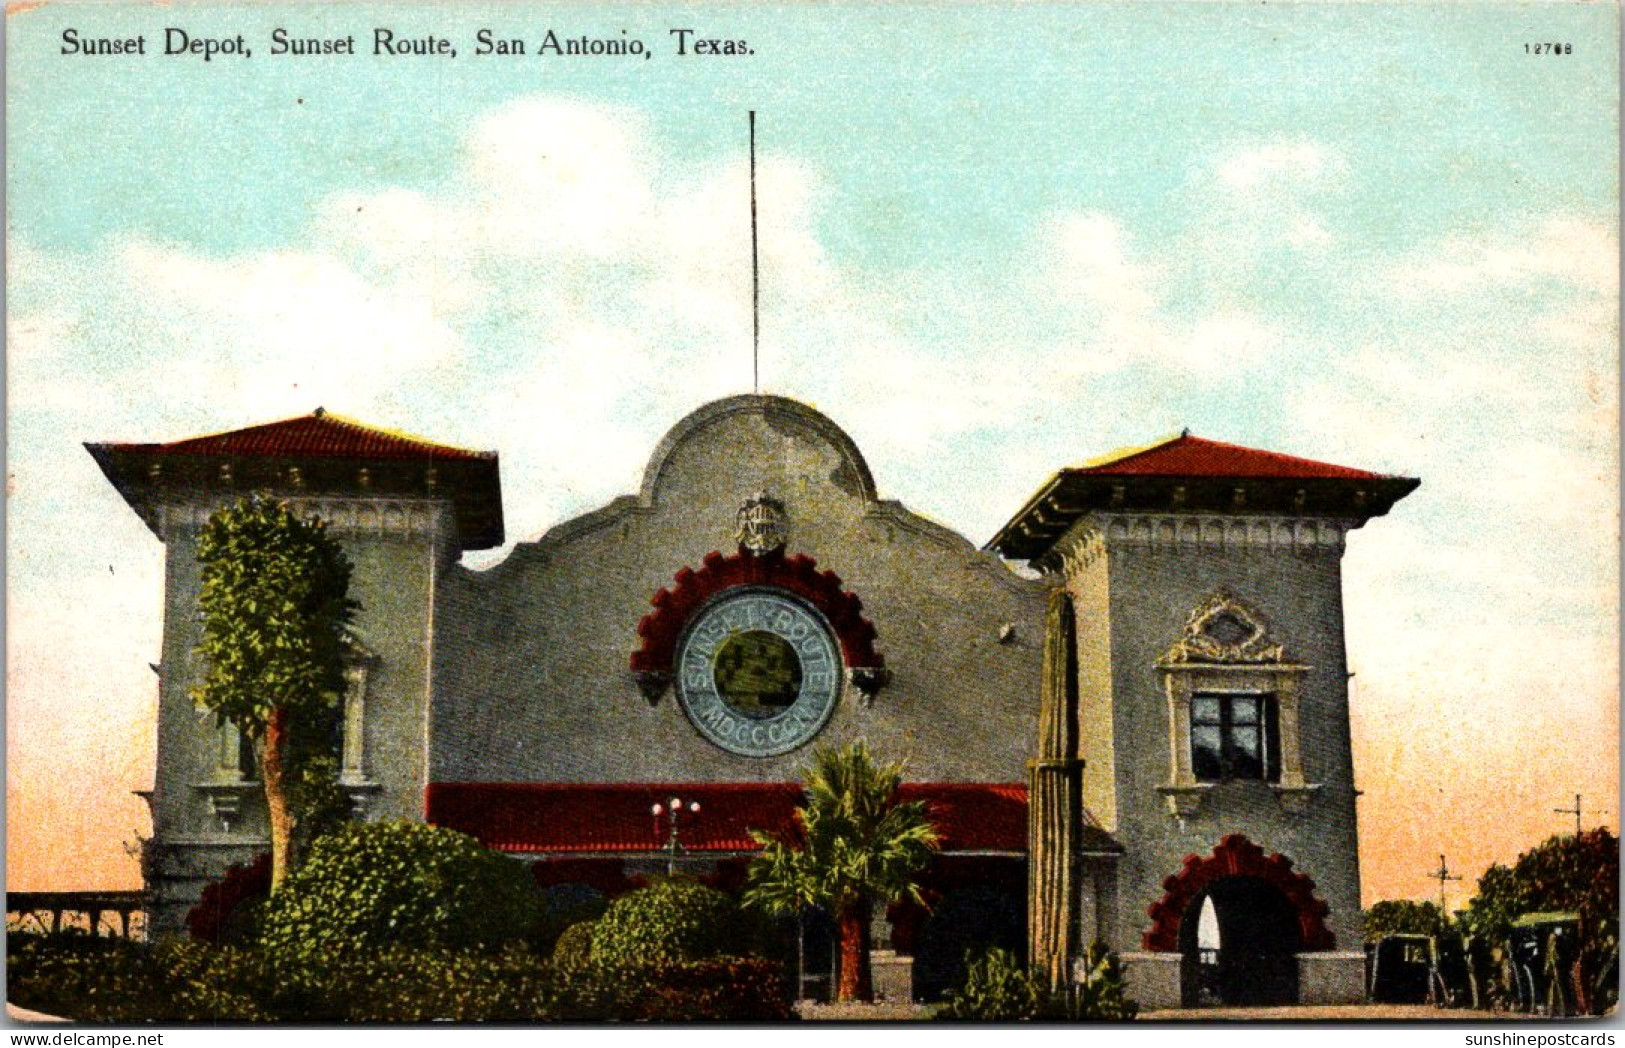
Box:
[1178,876,1301,1005]
[1144,835,1337,1008]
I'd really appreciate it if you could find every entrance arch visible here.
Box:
[1178,876,1301,1005]
[1143,834,1336,1006]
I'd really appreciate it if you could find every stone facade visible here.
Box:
[94,395,1416,1010]
[141,498,455,935]
[430,396,1046,787]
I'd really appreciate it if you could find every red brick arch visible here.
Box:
[1142,834,1335,952]
[629,545,883,675]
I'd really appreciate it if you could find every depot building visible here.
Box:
[89,393,1417,1007]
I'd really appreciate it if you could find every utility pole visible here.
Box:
[1426,854,1462,914]
[1553,794,1606,836]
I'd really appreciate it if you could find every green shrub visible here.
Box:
[589,877,745,968]
[937,946,1039,1020]
[302,945,556,1022]
[551,919,598,970]
[938,943,1138,1022]
[258,821,542,970]
[7,934,274,1023]
[7,933,167,1023]
[549,956,793,1021]
[150,940,278,1021]
[1038,942,1139,1020]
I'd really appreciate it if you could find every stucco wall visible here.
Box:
[431,396,1048,785]
[145,498,448,935]
[1075,518,1364,955]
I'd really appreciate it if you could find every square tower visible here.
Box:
[88,411,503,936]
[992,432,1417,1008]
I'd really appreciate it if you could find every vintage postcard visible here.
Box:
[6,0,1619,1027]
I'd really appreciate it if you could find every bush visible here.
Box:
[302,945,556,1022]
[259,821,542,969]
[938,943,1138,1021]
[549,956,793,1021]
[1363,899,1449,942]
[589,877,747,968]
[937,946,1038,1020]
[1050,941,1139,1020]
[8,933,168,1023]
[7,933,275,1023]
[551,919,598,970]
[149,940,278,1021]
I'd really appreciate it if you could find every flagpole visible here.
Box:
[750,110,760,394]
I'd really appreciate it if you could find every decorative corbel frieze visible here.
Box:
[1052,521,1106,579]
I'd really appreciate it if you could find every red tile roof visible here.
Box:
[1074,433,1383,481]
[424,782,1036,855]
[105,410,491,462]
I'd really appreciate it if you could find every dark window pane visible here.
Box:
[238,731,259,780]
[1230,696,1260,724]
[1192,725,1224,780]
[1192,695,1222,724]
[1265,698,1281,783]
[1231,726,1261,761]
[1230,742,1264,780]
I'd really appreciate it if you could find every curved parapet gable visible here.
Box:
[639,394,879,507]
[430,394,1048,786]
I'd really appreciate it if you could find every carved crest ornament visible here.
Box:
[1161,591,1289,666]
[735,490,787,554]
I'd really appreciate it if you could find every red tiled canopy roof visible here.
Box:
[103,410,491,462]
[988,431,1419,561]
[86,410,505,550]
[1070,433,1383,481]
[424,782,1075,855]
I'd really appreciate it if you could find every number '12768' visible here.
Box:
[1525,43,1573,54]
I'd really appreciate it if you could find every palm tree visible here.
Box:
[744,740,940,1002]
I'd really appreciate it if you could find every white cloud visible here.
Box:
[1391,217,1619,296]
[1215,141,1334,193]
[1038,211,1285,375]
[1047,211,1160,315]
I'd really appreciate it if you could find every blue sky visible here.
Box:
[6,3,1618,897]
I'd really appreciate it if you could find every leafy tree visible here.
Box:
[744,740,939,1002]
[193,495,357,889]
[1462,828,1619,1014]
[1363,899,1450,942]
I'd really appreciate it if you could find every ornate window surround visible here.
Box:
[195,636,381,832]
[1156,593,1319,820]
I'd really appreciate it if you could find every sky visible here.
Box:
[5,2,1618,911]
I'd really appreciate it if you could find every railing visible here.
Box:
[7,891,147,940]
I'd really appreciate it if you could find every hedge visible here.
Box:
[258,821,542,968]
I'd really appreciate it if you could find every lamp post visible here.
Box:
[651,796,701,876]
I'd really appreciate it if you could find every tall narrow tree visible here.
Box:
[193,495,357,889]
[744,741,939,1002]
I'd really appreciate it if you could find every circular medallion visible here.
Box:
[675,589,841,757]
